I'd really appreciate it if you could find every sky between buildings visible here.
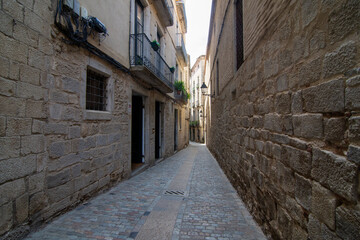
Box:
[185,0,212,68]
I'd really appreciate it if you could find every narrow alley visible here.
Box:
[25,143,266,240]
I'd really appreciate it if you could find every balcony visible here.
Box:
[175,0,187,33]
[150,0,174,27]
[174,91,188,105]
[175,33,188,65]
[130,33,174,93]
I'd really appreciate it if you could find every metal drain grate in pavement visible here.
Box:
[164,190,185,196]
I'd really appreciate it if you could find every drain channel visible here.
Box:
[164,190,185,196]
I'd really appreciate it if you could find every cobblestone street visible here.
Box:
[25,143,266,240]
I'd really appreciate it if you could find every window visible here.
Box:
[175,63,179,81]
[135,0,144,34]
[236,0,244,69]
[86,69,108,111]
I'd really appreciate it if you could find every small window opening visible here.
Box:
[86,69,108,111]
[236,0,244,69]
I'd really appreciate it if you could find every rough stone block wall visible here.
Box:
[0,0,188,238]
[0,0,53,237]
[208,0,360,239]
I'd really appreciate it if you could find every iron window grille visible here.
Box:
[86,69,108,111]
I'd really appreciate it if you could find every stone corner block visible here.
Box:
[294,173,312,211]
[324,117,345,142]
[293,114,323,139]
[336,204,360,240]
[311,181,337,230]
[323,41,357,78]
[347,145,360,165]
[311,148,357,202]
[302,78,344,113]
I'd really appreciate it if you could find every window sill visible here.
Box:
[84,110,112,120]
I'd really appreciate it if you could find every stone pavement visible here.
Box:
[25,142,266,240]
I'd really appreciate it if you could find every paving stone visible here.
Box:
[24,143,266,240]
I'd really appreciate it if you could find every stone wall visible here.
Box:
[207,0,360,239]
[0,0,188,238]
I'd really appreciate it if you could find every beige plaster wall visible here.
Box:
[79,0,131,68]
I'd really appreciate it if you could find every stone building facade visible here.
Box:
[190,55,205,143]
[205,0,360,239]
[0,0,189,238]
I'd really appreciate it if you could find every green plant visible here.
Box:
[151,40,160,51]
[174,81,190,101]
[170,66,176,73]
[174,80,185,91]
[190,121,199,127]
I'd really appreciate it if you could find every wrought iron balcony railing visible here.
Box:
[175,33,187,64]
[174,91,188,105]
[130,33,174,92]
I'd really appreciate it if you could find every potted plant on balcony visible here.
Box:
[151,40,160,51]
[170,66,176,73]
[135,56,143,65]
[174,80,185,95]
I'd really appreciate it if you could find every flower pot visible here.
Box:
[170,67,175,73]
[151,41,160,51]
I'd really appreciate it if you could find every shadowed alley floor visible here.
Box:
[25,142,266,240]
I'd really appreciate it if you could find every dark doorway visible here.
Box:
[155,101,162,159]
[174,109,178,151]
[132,95,144,170]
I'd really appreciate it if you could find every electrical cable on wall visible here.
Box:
[54,0,129,73]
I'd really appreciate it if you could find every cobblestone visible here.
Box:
[25,143,266,240]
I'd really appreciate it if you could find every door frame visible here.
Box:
[155,101,164,159]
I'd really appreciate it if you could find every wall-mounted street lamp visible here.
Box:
[200,82,215,98]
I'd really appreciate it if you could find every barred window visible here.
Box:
[86,69,108,111]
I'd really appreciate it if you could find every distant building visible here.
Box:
[0,0,189,237]
[190,55,205,142]
[205,0,360,239]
